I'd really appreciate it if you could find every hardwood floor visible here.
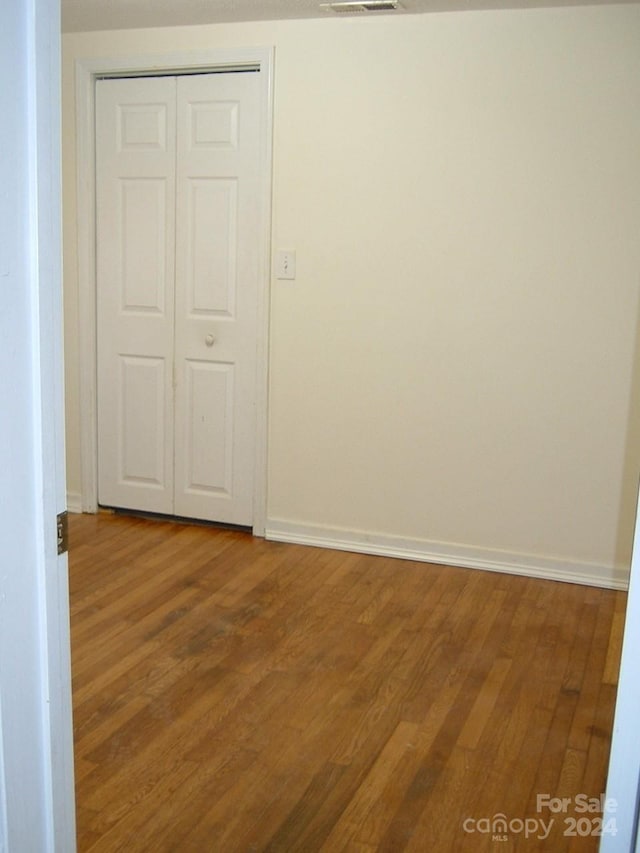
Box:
[70,511,626,852]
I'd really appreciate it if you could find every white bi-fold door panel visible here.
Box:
[96,72,261,525]
[96,76,176,516]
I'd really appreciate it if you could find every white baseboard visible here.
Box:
[265,519,629,590]
[66,491,83,514]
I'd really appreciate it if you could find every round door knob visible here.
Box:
[205,334,216,347]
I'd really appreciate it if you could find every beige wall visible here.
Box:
[62,5,640,585]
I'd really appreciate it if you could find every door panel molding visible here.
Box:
[75,47,273,534]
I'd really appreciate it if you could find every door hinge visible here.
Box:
[57,511,69,555]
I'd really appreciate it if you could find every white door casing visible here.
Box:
[96,69,264,526]
[1,0,75,847]
[75,48,273,534]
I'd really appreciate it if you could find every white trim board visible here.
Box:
[265,520,629,590]
[66,492,83,515]
[74,47,274,535]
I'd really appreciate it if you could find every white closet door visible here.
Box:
[173,72,261,525]
[96,76,177,514]
[96,71,262,526]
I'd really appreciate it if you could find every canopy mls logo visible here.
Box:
[462,794,618,841]
[462,814,553,841]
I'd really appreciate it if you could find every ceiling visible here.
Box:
[61,0,637,33]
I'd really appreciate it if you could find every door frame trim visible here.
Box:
[75,47,274,534]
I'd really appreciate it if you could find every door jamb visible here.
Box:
[75,48,273,535]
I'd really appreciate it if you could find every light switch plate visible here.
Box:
[275,249,296,280]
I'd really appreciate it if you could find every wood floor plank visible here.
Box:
[319,721,419,850]
[69,512,627,852]
[602,592,627,686]
[455,655,512,750]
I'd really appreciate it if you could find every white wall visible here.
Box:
[62,5,640,587]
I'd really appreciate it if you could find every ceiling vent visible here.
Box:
[320,1,402,12]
